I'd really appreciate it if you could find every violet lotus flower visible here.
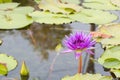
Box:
[63,32,96,59]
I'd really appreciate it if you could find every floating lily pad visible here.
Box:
[83,0,120,10]
[12,6,34,14]
[0,0,12,3]
[96,23,120,47]
[62,73,112,80]
[0,14,33,29]
[0,3,19,10]
[29,11,73,24]
[61,0,80,4]
[98,46,120,69]
[110,0,120,8]
[0,54,17,71]
[68,9,117,24]
[0,3,34,29]
[111,69,120,77]
[38,0,82,14]
[0,63,8,75]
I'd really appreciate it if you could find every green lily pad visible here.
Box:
[68,9,117,24]
[103,58,120,69]
[38,0,82,14]
[0,3,34,29]
[0,0,12,3]
[12,6,34,14]
[0,3,19,10]
[0,54,17,71]
[29,11,73,24]
[62,73,112,80]
[96,23,120,47]
[110,0,120,7]
[111,69,120,77]
[0,63,8,75]
[83,0,120,10]
[98,46,120,69]
[61,0,80,4]
[0,14,33,29]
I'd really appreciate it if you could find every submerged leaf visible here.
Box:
[83,0,120,10]
[0,54,17,71]
[0,63,8,76]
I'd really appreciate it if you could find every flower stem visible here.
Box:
[78,55,82,73]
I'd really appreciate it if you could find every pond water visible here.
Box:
[1,0,120,80]
[0,22,109,80]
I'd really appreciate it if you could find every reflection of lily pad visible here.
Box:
[68,9,117,24]
[96,23,120,47]
[0,63,8,75]
[62,73,112,80]
[83,0,120,10]
[0,14,33,29]
[29,11,73,24]
[98,46,120,69]
[0,54,17,71]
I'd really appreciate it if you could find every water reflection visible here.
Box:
[21,23,71,60]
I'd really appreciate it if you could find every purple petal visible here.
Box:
[62,49,73,53]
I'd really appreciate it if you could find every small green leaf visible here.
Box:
[0,63,8,76]
[0,54,17,71]
[55,44,62,52]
